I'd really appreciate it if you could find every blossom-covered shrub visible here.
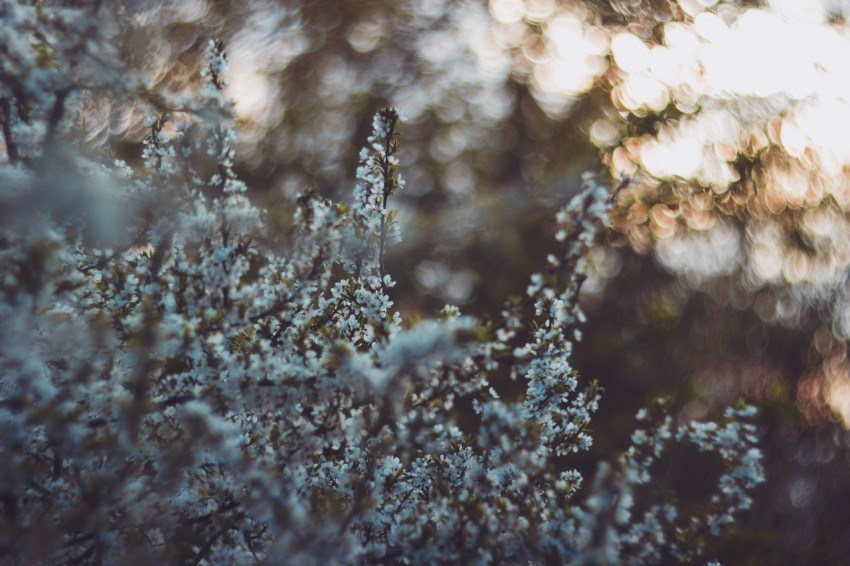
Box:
[0,3,763,564]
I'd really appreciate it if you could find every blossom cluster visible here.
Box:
[0,3,763,564]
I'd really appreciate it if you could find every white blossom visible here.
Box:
[0,4,763,564]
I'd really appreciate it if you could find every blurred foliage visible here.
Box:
[61,0,850,562]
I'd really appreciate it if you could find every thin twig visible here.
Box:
[0,98,20,163]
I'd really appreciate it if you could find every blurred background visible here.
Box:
[91,0,850,562]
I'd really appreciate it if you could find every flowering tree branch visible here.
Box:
[0,4,763,565]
